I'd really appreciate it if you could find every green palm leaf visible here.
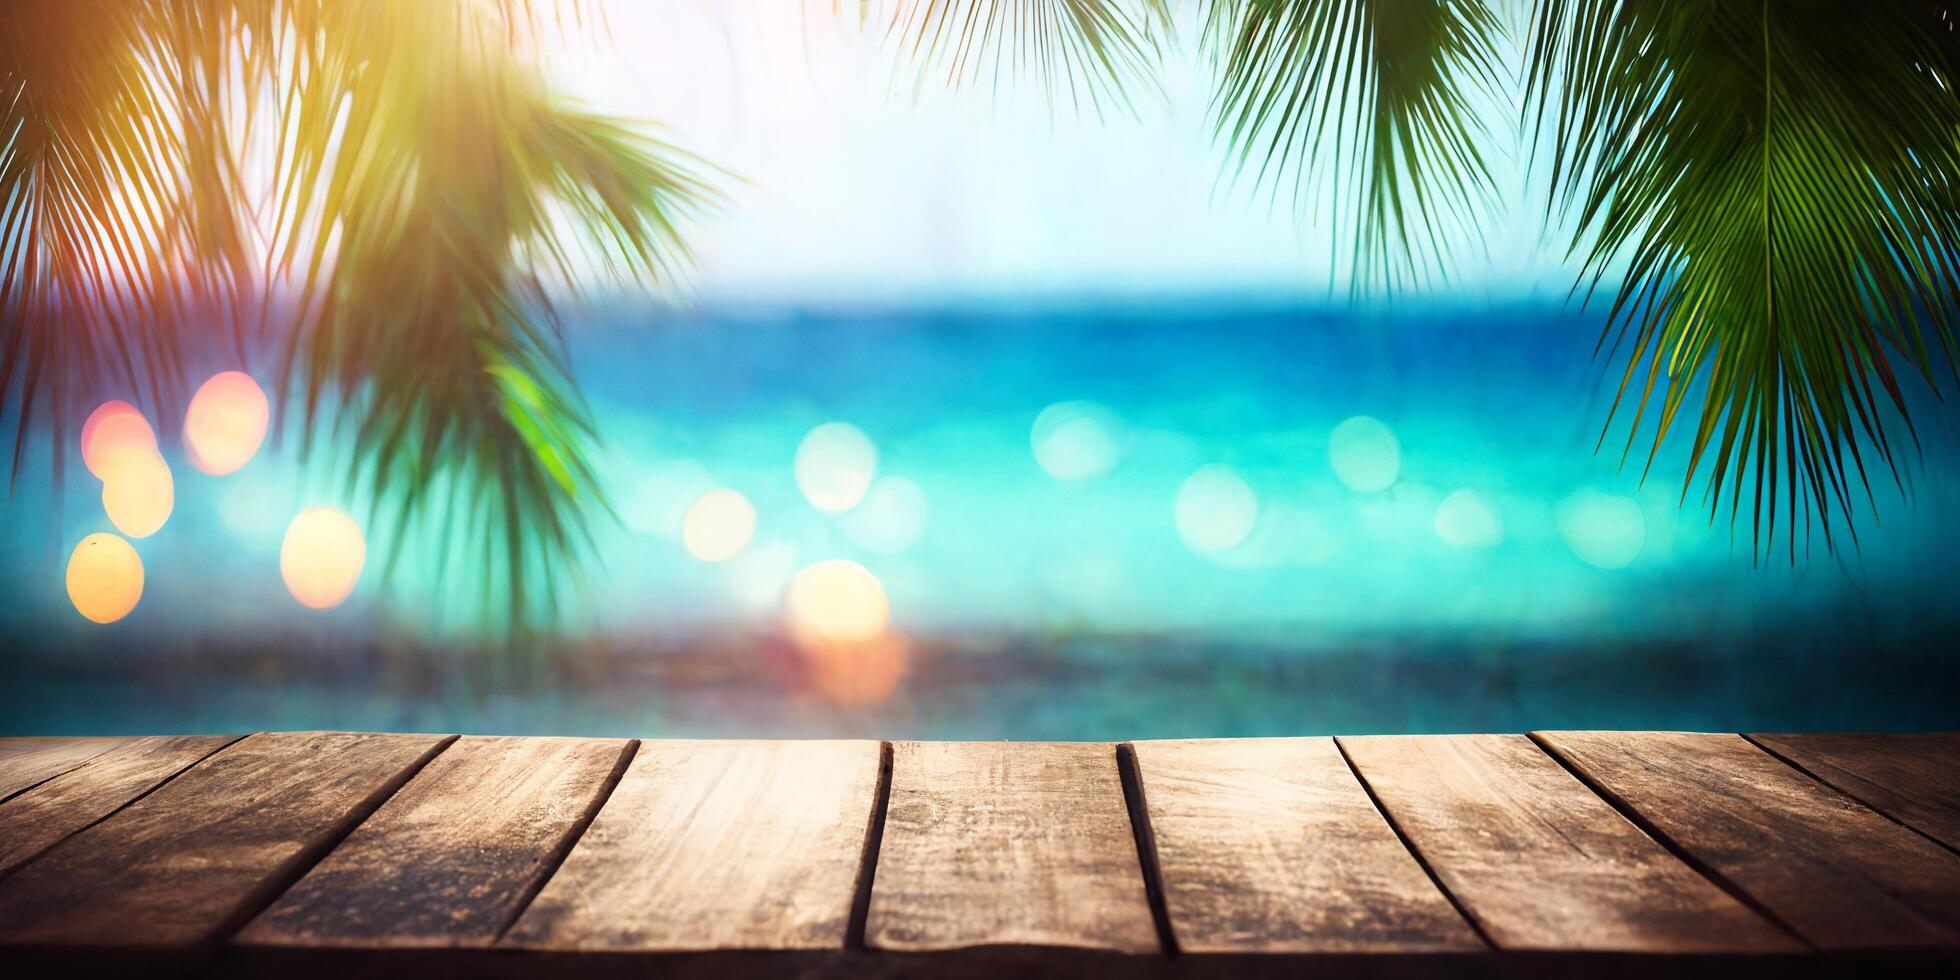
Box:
[1528,0,1960,558]
[871,0,1169,116]
[269,0,718,624]
[0,0,254,479]
[1202,0,1506,288]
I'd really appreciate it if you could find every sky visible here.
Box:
[535,0,1569,303]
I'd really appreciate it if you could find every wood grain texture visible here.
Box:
[504,739,881,952]
[1537,730,1960,949]
[0,730,450,949]
[1750,732,1960,852]
[1340,734,1796,952]
[0,735,236,879]
[0,737,126,801]
[239,736,632,949]
[866,741,1158,953]
[1129,737,1477,953]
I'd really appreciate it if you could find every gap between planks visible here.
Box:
[1741,732,1960,860]
[1114,742,1180,956]
[844,741,896,951]
[0,738,128,805]
[204,734,460,952]
[489,738,643,943]
[0,734,249,883]
[860,734,1830,960]
[1525,731,1815,950]
[1330,737,1496,949]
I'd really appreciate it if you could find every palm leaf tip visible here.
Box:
[1203,0,1507,290]
[1532,0,1960,560]
[874,0,1169,117]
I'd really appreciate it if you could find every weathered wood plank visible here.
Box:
[0,735,237,880]
[0,737,127,801]
[866,741,1157,953]
[1131,737,1478,953]
[1750,732,1960,853]
[1340,734,1797,952]
[1537,730,1960,949]
[238,736,632,949]
[0,730,450,950]
[503,739,881,952]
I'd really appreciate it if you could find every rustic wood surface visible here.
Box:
[0,736,127,801]
[0,731,450,949]
[1130,737,1480,953]
[0,735,237,880]
[504,739,882,952]
[239,736,632,949]
[0,729,1953,974]
[1339,733,1797,952]
[1536,730,1960,949]
[866,741,1159,953]
[1749,732,1960,853]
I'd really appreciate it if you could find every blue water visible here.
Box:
[3,296,1957,737]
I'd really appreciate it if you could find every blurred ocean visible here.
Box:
[4,295,1958,737]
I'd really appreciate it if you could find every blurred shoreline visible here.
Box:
[7,609,1954,740]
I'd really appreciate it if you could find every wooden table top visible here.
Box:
[0,731,1954,977]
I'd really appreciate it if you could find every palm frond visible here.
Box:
[270,0,717,624]
[0,0,252,480]
[1202,0,1506,288]
[1528,0,1960,559]
[872,0,1169,117]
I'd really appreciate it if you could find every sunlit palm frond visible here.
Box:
[271,0,717,624]
[0,0,252,479]
[1202,0,1506,288]
[871,0,1169,116]
[1529,0,1960,559]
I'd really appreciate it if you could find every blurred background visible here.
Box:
[3,1,1956,738]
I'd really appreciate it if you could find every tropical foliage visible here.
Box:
[5,0,1958,630]
[874,0,1960,558]
[880,0,1167,116]
[1200,0,1504,288]
[1527,0,1960,559]
[269,0,714,618]
[0,1,253,479]
[1,0,715,624]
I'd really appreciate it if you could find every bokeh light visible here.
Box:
[725,540,799,612]
[840,475,927,553]
[681,487,756,562]
[280,506,367,609]
[1329,415,1401,492]
[183,371,269,475]
[1031,401,1122,480]
[1434,489,1503,548]
[622,459,714,538]
[1557,490,1646,569]
[1214,502,1339,569]
[804,629,909,706]
[80,401,147,478]
[794,422,877,513]
[83,408,157,481]
[1175,464,1258,554]
[65,533,143,624]
[785,559,889,646]
[100,450,174,538]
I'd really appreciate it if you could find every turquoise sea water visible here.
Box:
[3,296,1957,737]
